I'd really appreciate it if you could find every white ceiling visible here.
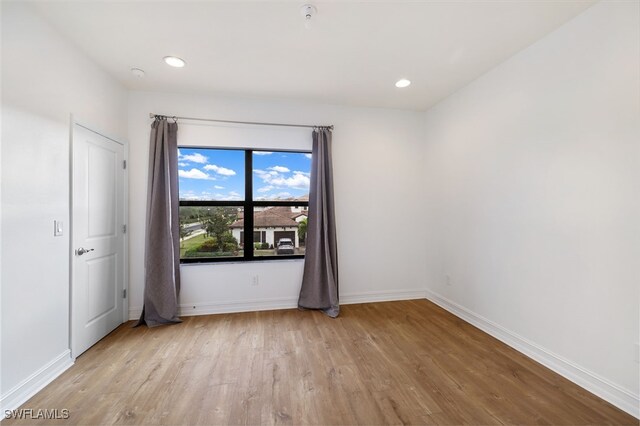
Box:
[31,0,596,111]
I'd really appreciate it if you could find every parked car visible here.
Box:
[276,238,295,255]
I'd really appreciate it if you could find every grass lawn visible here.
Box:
[180,234,243,258]
[180,234,209,257]
[180,236,305,258]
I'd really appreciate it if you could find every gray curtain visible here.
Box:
[298,128,339,317]
[136,118,182,327]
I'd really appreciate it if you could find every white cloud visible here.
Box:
[293,170,310,177]
[304,154,312,159]
[254,169,310,191]
[179,190,215,201]
[254,151,273,156]
[198,191,242,201]
[178,168,214,180]
[257,185,274,193]
[256,192,292,201]
[204,164,236,176]
[214,185,225,189]
[269,166,290,173]
[180,153,208,164]
[178,162,188,167]
[212,191,242,201]
[255,169,280,177]
[268,173,310,190]
[179,190,196,200]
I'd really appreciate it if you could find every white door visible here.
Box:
[71,123,126,357]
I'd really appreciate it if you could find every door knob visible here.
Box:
[75,247,94,256]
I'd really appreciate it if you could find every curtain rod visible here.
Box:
[149,113,333,130]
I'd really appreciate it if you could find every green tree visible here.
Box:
[203,207,238,252]
[298,218,308,245]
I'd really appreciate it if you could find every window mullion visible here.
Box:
[244,150,254,260]
[178,147,309,263]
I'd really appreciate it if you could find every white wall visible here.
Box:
[127,91,426,318]
[0,2,127,410]
[422,1,639,415]
[3,0,636,419]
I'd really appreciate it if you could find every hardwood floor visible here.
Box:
[6,300,636,425]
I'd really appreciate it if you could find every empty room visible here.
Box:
[1,0,638,424]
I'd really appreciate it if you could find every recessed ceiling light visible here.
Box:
[395,79,411,88]
[164,56,186,68]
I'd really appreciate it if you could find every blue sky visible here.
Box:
[178,148,311,201]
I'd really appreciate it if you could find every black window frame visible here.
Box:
[179,147,310,263]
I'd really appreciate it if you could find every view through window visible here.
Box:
[178,147,311,262]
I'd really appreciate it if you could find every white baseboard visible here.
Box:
[128,288,427,320]
[128,306,142,320]
[0,350,73,414]
[128,297,298,320]
[341,289,427,305]
[425,289,640,419]
[178,296,298,317]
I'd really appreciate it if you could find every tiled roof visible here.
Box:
[233,206,307,225]
[268,206,308,219]
[230,207,300,228]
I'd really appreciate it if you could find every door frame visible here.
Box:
[69,116,129,359]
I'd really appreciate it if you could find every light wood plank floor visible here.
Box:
[7,300,636,425]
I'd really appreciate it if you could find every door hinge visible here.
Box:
[123,289,127,299]
[123,160,127,169]
[122,224,127,234]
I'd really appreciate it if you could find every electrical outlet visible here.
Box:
[445,274,451,286]
[251,275,259,286]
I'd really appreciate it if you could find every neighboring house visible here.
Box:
[230,206,307,248]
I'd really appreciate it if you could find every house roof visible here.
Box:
[230,207,301,229]
[269,206,308,219]
[235,206,307,222]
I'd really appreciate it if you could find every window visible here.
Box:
[178,147,310,262]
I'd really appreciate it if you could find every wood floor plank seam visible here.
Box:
[5,300,636,425]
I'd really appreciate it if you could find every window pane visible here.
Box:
[253,151,311,201]
[253,206,307,257]
[179,206,243,259]
[178,148,244,201]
